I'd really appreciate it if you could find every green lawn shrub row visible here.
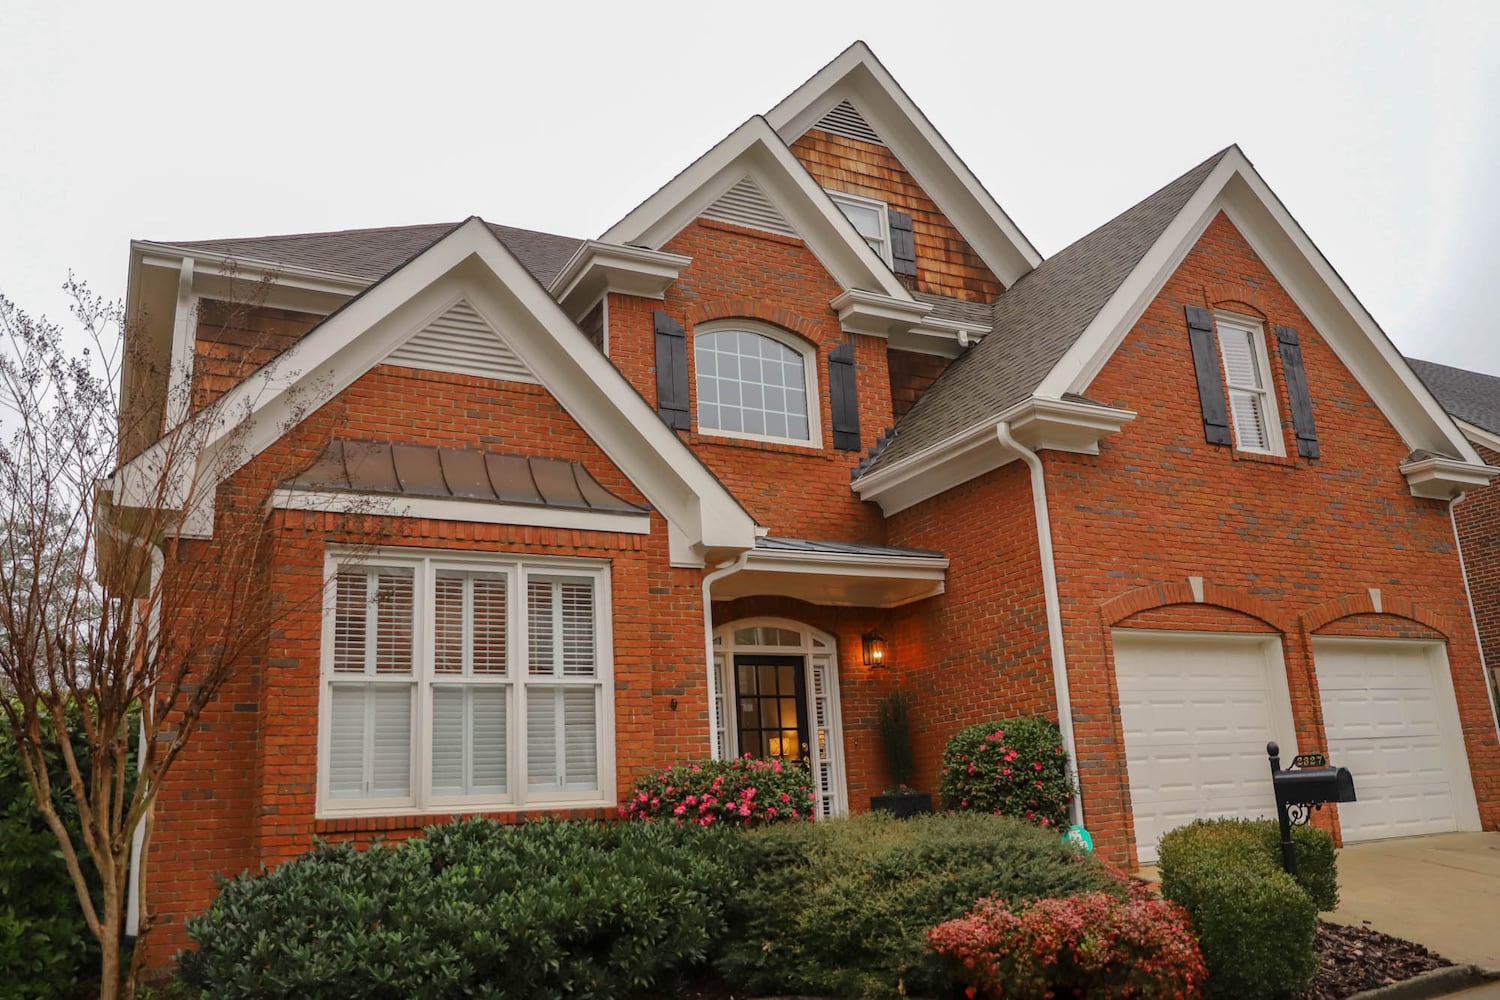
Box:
[1158,818,1335,1000]
[179,818,736,1000]
[714,811,1112,999]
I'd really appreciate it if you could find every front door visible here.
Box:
[734,655,810,764]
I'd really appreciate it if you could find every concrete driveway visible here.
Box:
[1327,832,1500,970]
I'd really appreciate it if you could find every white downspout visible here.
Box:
[125,543,165,940]
[995,421,1083,828]
[1450,495,1500,748]
[702,550,752,758]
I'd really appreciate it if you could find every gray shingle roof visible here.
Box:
[865,148,1231,474]
[1409,358,1500,437]
[150,221,584,288]
[912,291,994,330]
[754,536,944,559]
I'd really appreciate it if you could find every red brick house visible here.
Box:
[110,42,1500,958]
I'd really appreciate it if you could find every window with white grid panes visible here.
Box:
[828,191,892,265]
[1215,312,1283,455]
[695,324,816,444]
[319,552,612,816]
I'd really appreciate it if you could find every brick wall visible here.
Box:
[191,300,321,412]
[143,361,709,963]
[1040,211,1500,863]
[1454,441,1500,701]
[608,219,892,543]
[790,129,1003,302]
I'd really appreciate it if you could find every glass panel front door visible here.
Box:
[734,655,809,763]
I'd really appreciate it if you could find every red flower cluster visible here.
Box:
[928,881,1207,1000]
[620,755,818,828]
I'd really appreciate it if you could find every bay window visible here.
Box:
[318,550,613,816]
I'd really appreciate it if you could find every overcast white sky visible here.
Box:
[2,0,1497,372]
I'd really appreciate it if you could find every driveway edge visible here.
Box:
[1348,964,1499,1000]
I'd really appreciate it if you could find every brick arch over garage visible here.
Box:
[1099,580,1294,633]
[684,298,824,346]
[1300,591,1457,639]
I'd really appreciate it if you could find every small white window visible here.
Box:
[828,191,892,265]
[695,322,820,446]
[1216,312,1283,455]
[319,551,613,817]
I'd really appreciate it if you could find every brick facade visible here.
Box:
[1453,441,1500,700]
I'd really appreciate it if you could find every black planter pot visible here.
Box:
[869,792,934,818]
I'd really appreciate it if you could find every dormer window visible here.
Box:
[828,191,892,266]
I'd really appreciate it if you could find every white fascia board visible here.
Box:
[117,218,757,556]
[600,117,911,301]
[747,547,949,576]
[134,241,368,299]
[719,547,949,608]
[831,288,932,338]
[271,489,652,535]
[549,241,691,316]
[852,397,1134,515]
[1039,147,1483,466]
[1399,455,1496,500]
[1458,419,1500,455]
[765,41,1041,285]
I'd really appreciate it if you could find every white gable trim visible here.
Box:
[765,41,1041,286]
[115,218,757,558]
[271,488,652,535]
[601,117,911,301]
[1036,147,1484,467]
[1458,419,1500,455]
[548,241,690,318]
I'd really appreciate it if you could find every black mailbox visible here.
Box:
[1266,742,1357,876]
[1272,765,1357,807]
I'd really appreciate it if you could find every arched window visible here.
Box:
[694,323,818,445]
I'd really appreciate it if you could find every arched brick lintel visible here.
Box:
[1301,592,1456,639]
[1203,281,1270,320]
[1100,580,1292,632]
[685,299,826,346]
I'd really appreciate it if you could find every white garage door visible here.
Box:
[1114,631,1297,864]
[1313,638,1478,842]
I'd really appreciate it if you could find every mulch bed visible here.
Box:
[1296,920,1452,1000]
[676,920,1452,1000]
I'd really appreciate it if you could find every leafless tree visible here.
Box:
[0,274,372,997]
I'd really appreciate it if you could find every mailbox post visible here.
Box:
[1266,741,1357,877]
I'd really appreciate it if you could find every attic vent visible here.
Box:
[386,300,537,384]
[700,177,797,237]
[813,100,884,145]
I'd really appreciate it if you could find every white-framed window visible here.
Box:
[318,548,614,818]
[828,191,892,265]
[1215,312,1284,455]
[694,321,820,446]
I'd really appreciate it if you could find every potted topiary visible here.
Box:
[870,691,933,818]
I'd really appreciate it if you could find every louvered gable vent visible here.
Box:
[700,177,797,237]
[813,99,884,146]
[387,300,538,384]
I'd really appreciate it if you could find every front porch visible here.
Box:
[706,536,948,818]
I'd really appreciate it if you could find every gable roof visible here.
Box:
[766,41,1041,287]
[869,150,1229,471]
[1410,359,1500,438]
[114,217,757,559]
[601,116,912,300]
[150,221,583,287]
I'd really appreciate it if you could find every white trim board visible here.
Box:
[272,489,652,535]
[765,41,1041,287]
[114,218,758,561]
[601,116,912,303]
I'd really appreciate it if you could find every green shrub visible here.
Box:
[939,716,1073,828]
[619,755,817,826]
[1156,817,1338,910]
[715,810,1111,999]
[180,818,736,999]
[929,883,1208,999]
[0,704,101,999]
[1159,820,1320,1000]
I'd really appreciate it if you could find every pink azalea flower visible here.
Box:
[780,792,790,803]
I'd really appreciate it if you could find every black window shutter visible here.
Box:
[888,210,917,277]
[653,311,690,430]
[1185,306,1232,446]
[1275,326,1320,459]
[828,342,861,451]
